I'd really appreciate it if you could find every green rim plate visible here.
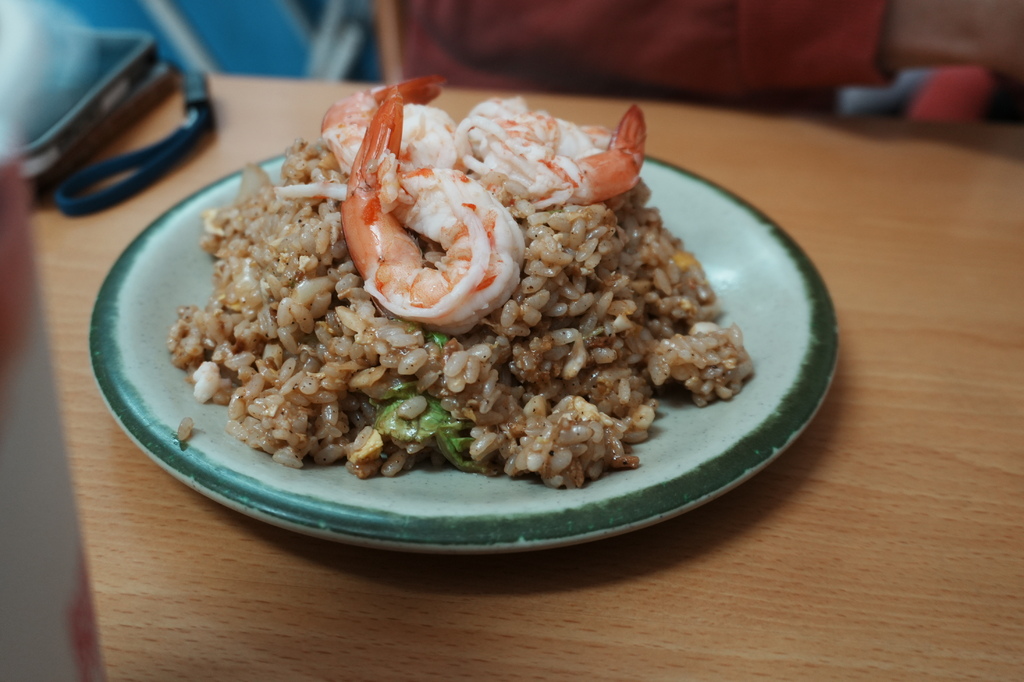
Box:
[90,157,837,553]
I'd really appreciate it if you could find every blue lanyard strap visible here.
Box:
[55,72,214,217]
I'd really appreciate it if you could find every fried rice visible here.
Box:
[167,139,753,488]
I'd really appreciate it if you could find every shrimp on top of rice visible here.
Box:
[167,76,753,488]
[457,95,647,208]
[341,90,525,334]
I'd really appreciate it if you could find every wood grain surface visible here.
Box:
[32,74,1024,681]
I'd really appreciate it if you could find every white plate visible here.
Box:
[91,158,837,553]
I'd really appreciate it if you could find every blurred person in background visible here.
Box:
[398,0,1024,120]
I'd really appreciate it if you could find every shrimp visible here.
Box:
[457,96,646,208]
[342,91,525,334]
[321,75,459,173]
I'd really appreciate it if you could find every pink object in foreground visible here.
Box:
[908,67,998,122]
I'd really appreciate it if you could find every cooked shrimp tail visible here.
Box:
[322,75,445,132]
[322,75,451,173]
[342,91,525,334]
[571,105,646,204]
[344,92,419,279]
[386,74,446,106]
[611,105,646,171]
[351,88,404,168]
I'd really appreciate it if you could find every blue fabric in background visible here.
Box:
[57,0,379,81]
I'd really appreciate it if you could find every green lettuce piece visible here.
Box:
[373,388,488,474]
[424,330,450,348]
[378,380,419,402]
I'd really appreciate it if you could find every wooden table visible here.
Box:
[33,74,1024,680]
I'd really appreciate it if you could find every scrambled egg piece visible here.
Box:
[672,250,699,270]
[348,429,384,464]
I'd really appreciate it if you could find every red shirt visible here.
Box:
[403,0,891,110]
